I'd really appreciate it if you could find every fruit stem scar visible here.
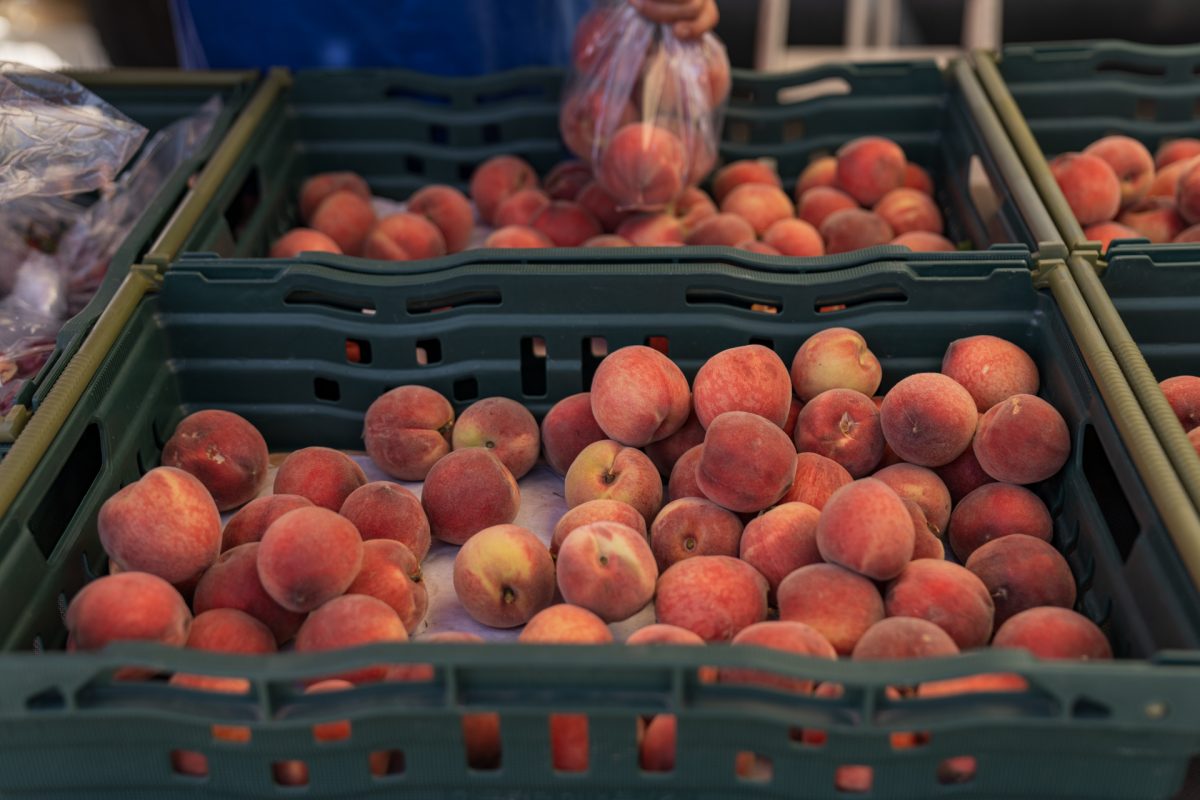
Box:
[502,587,516,604]
[602,471,616,485]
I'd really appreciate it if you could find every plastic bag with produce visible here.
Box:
[559,0,729,210]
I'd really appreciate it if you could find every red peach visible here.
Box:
[796,156,838,196]
[762,218,824,257]
[1118,197,1186,242]
[654,555,769,642]
[720,620,836,693]
[470,155,539,225]
[1049,152,1122,225]
[1156,138,1200,169]
[451,396,540,480]
[992,607,1111,660]
[965,534,1076,627]
[171,607,276,694]
[793,388,884,478]
[909,503,946,560]
[973,394,1070,484]
[571,6,614,71]
[720,183,795,237]
[616,213,685,245]
[483,225,554,248]
[884,560,995,649]
[598,123,686,209]
[274,446,367,511]
[650,497,743,571]
[816,478,915,580]
[670,185,718,233]
[738,502,821,598]
[454,524,555,628]
[626,623,706,646]
[584,234,633,246]
[560,89,638,163]
[891,231,956,251]
[1084,135,1155,208]
[851,616,959,660]
[339,482,430,561]
[590,345,691,446]
[784,396,802,439]
[346,539,428,632]
[836,136,906,206]
[948,482,1052,561]
[872,463,951,537]
[311,190,376,256]
[874,188,944,235]
[362,212,446,261]
[541,392,608,476]
[551,499,647,557]
[1148,156,1199,199]
[697,411,796,512]
[494,188,551,228]
[879,373,978,467]
[407,184,474,253]
[941,335,1040,412]
[820,208,894,254]
[644,408,705,477]
[193,543,306,644]
[934,442,996,504]
[683,212,755,246]
[422,448,521,545]
[162,409,268,511]
[777,452,854,510]
[531,200,603,247]
[692,344,792,429]
[797,186,858,230]
[1175,224,1200,243]
[519,604,613,643]
[1178,158,1200,224]
[904,163,934,195]
[640,714,677,772]
[363,386,454,481]
[565,439,663,525]
[223,494,313,552]
[777,563,884,655]
[1160,375,1200,431]
[712,160,782,204]
[737,240,780,255]
[790,327,882,401]
[299,172,371,224]
[257,507,363,613]
[99,466,221,585]
[294,594,408,683]
[576,181,631,231]
[557,521,658,621]
[269,228,342,258]
[66,572,191,651]
[667,443,705,502]
[544,160,593,201]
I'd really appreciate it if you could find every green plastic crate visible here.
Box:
[0,248,1196,798]
[144,57,1065,272]
[3,68,261,445]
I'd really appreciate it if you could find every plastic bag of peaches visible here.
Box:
[560,0,730,211]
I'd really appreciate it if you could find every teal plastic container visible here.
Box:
[0,248,1196,798]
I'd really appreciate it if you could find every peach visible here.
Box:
[917,673,1029,698]
[667,443,704,501]
[762,218,824,257]
[590,345,691,446]
[796,156,838,196]
[711,160,781,204]
[541,392,608,476]
[271,680,391,785]
[1148,156,1198,199]
[790,327,882,401]
[891,231,956,251]
[941,335,1040,412]
[519,604,613,643]
[720,183,794,237]
[884,560,994,649]
[531,200,603,247]
[974,393,1070,484]
[797,186,857,230]
[670,185,719,232]
[903,163,934,195]
[560,89,638,163]
[470,155,539,225]
[683,212,755,246]
[720,621,836,693]
[777,563,884,656]
[626,623,706,646]
[257,506,363,613]
[544,160,593,201]
[1049,152,1121,225]
[99,466,221,585]
[363,212,447,261]
[737,240,780,255]
[294,594,408,683]
[697,411,796,512]
[640,715,677,772]
[692,344,791,429]
[649,497,743,571]
[339,482,430,561]
[643,409,705,477]
[655,555,768,642]
[451,397,539,480]
[1175,224,1200,243]
[836,136,906,206]
[576,181,630,231]
[1160,375,1200,431]
[820,208,894,254]
[407,184,474,253]
[1117,197,1185,243]
[571,6,614,70]
[908,504,946,560]
[992,607,1111,660]
[483,225,554,247]
[310,190,375,256]
[738,502,821,598]
[66,572,191,651]
[346,539,428,632]
[616,213,684,245]
[871,463,951,537]
[880,373,978,467]
[422,448,520,545]
[784,396,802,439]
[778,452,853,509]
[793,388,884,478]
[1178,159,1200,224]
[1156,138,1200,169]
[269,228,342,258]
[966,534,1075,627]
[363,385,454,481]
[598,123,686,209]
[1084,135,1154,208]
[222,494,313,552]
[170,608,276,694]
[557,521,657,621]
[494,188,550,228]
[873,187,943,234]
[949,482,1052,560]
[162,410,268,511]
[934,443,996,503]
[851,616,959,660]
[551,498,647,558]
[193,543,306,644]
[274,446,367,511]
[565,439,663,524]
[584,234,633,246]
[816,478,914,580]
[299,171,371,224]
[454,524,555,628]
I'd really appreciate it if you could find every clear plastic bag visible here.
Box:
[559,1,730,210]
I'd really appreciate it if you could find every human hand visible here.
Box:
[628,0,719,40]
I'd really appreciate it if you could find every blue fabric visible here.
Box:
[171,0,593,74]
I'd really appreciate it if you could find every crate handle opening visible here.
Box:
[407,290,502,315]
[384,85,452,105]
[685,288,782,314]
[1094,60,1168,78]
[812,287,907,314]
[284,289,376,316]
